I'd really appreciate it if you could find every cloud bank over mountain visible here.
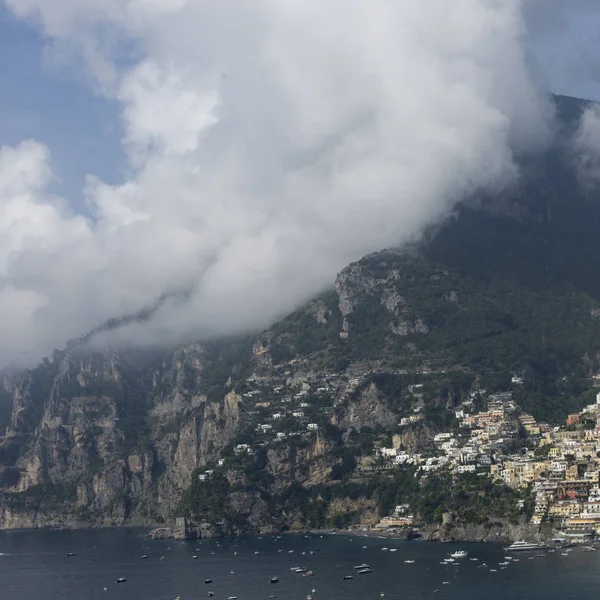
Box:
[0,0,599,366]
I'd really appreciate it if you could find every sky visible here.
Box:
[1,0,600,367]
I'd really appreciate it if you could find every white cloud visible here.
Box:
[1,0,592,366]
[573,105,600,187]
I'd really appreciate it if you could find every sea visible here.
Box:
[0,529,597,600]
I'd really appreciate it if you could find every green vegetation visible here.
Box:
[178,471,231,523]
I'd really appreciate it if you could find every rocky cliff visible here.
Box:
[2,95,600,536]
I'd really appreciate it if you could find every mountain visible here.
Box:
[1,94,600,535]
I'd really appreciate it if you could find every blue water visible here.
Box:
[0,529,595,599]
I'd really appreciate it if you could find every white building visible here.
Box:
[257,424,273,432]
[457,465,476,474]
[235,444,253,455]
[380,448,399,458]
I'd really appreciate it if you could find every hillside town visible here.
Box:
[187,358,600,543]
[370,387,600,543]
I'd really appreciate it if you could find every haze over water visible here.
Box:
[0,529,597,600]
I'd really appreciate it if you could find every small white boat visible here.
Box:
[450,550,467,559]
[444,558,455,563]
[381,547,389,551]
[389,548,398,552]
[404,560,415,564]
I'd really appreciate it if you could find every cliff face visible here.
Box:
[0,342,245,529]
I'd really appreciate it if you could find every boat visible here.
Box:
[444,558,455,563]
[67,552,76,557]
[294,568,308,573]
[205,579,213,584]
[381,547,389,551]
[270,577,279,583]
[450,550,467,558]
[141,555,148,559]
[228,597,237,600]
[301,571,315,577]
[389,548,398,552]
[499,562,509,566]
[193,555,199,559]
[255,551,260,555]
[504,541,546,551]
[207,593,214,598]
[353,564,370,570]
[357,568,372,574]
[116,577,127,583]
[469,558,479,561]
[404,560,415,564]
[342,575,354,580]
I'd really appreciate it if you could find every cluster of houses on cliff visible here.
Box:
[372,386,600,541]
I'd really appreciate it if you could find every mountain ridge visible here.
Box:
[1,94,600,534]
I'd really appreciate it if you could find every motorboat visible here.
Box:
[353,564,370,570]
[450,550,467,559]
[270,577,279,583]
[357,568,372,574]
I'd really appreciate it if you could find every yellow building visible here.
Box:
[548,502,581,518]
